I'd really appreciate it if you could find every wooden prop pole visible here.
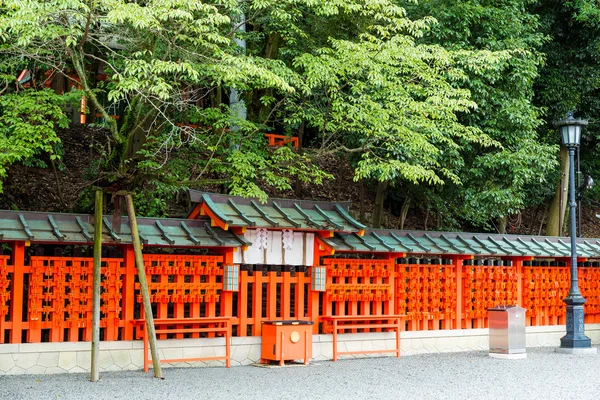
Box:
[90,190,102,382]
[125,194,163,378]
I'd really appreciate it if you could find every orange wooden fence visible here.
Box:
[237,265,311,336]
[2,243,600,344]
[522,265,600,326]
[137,254,224,339]
[462,263,520,329]
[396,261,457,331]
[319,258,394,334]
[322,258,394,317]
[28,256,123,343]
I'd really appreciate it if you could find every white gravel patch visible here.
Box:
[1,347,600,400]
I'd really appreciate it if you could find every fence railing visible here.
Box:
[1,245,600,344]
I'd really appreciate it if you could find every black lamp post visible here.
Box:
[557,112,594,352]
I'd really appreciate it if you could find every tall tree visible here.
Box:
[274,1,512,226]
[402,0,558,232]
[0,0,325,207]
[534,0,600,235]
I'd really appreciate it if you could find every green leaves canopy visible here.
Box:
[401,0,558,229]
[0,90,71,192]
[0,0,566,229]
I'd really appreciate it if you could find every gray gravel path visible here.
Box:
[1,347,600,400]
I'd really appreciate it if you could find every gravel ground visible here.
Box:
[1,347,600,400]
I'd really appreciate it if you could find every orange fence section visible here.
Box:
[396,261,457,331]
[237,265,311,336]
[4,243,600,344]
[462,264,520,329]
[138,254,224,339]
[522,266,568,326]
[580,267,600,323]
[320,259,394,334]
[28,257,123,343]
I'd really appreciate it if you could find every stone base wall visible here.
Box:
[1,324,599,375]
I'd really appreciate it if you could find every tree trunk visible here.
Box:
[497,215,508,234]
[359,179,366,223]
[529,205,541,235]
[294,121,305,197]
[211,86,222,108]
[90,190,103,382]
[546,148,570,236]
[399,196,411,230]
[258,33,282,122]
[124,104,157,161]
[372,180,389,228]
[125,194,163,379]
[50,158,66,209]
[230,10,247,145]
[538,202,549,236]
[70,49,120,142]
[50,72,65,94]
[87,59,100,124]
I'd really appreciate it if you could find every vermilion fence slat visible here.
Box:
[0,256,11,343]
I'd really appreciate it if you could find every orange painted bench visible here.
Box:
[134,317,232,372]
[321,315,404,361]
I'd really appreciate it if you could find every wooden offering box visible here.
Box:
[261,320,314,366]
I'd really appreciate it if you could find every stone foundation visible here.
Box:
[1,324,599,375]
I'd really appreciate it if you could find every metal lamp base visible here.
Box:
[560,336,593,349]
[560,304,593,350]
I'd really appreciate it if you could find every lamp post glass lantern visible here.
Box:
[557,112,592,350]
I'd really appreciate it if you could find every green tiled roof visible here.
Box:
[0,210,247,247]
[325,230,600,258]
[4,207,600,258]
[189,191,366,232]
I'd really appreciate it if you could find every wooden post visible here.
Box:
[125,194,163,379]
[220,249,234,324]
[239,267,249,336]
[295,266,305,319]
[90,190,103,382]
[282,266,291,320]
[267,267,277,320]
[10,241,25,344]
[121,245,136,340]
[453,256,465,329]
[310,242,325,333]
[253,266,264,336]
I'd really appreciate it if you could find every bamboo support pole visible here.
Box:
[125,194,163,379]
[90,190,102,382]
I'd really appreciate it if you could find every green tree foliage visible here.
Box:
[288,19,499,186]
[402,0,558,230]
[531,1,600,235]
[0,90,73,192]
[535,0,600,121]
[0,0,581,233]
[0,0,317,207]
[273,2,511,213]
[0,0,500,213]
